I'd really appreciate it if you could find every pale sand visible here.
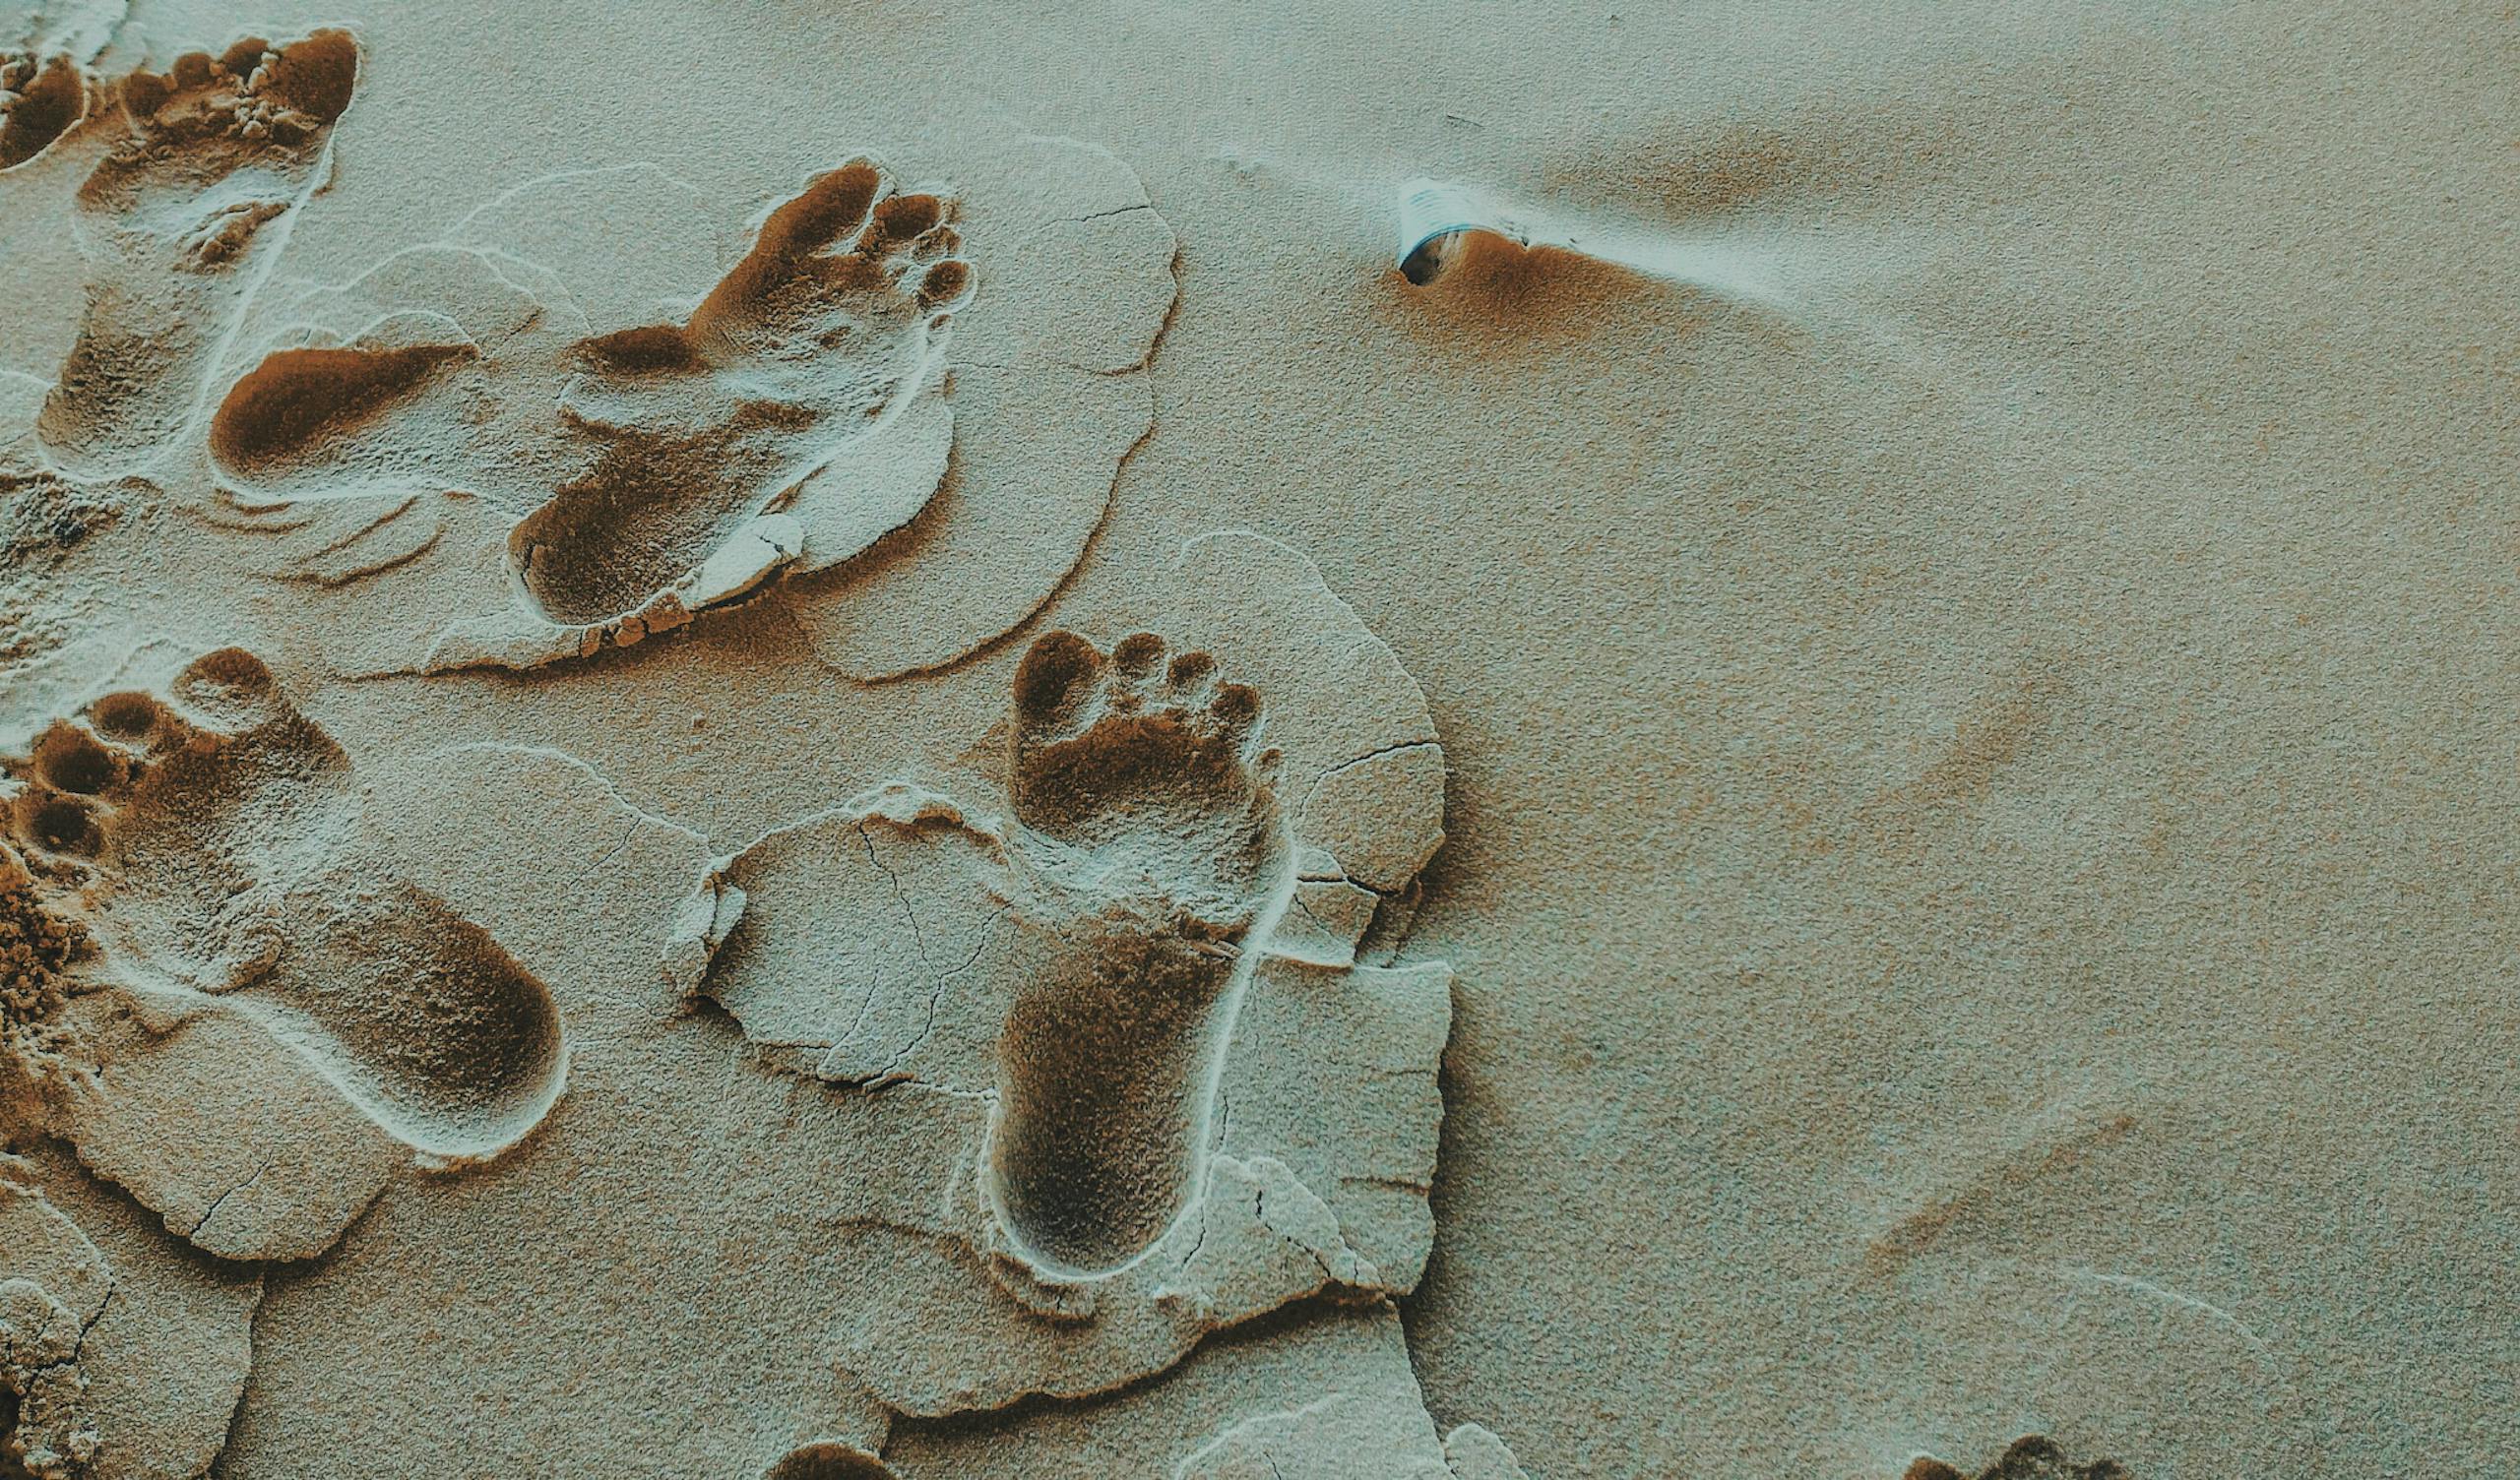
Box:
[0,0,2513,1475]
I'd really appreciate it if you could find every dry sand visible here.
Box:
[0,0,2514,1475]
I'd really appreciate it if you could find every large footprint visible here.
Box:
[668,531,1451,1422]
[37,29,357,478]
[0,648,565,1256]
[511,157,971,629]
[196,133,1173,681]
[987,630,1292,1274]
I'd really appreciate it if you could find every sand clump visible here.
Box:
[0,853,89,1127]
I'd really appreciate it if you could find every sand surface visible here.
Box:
[1,1,2514,1476]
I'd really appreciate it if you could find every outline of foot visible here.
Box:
[984,629,1292,1275]
[8,646,358,993]
[37,29,358,476]
[1,648,563,1165]
[509,156,974,628]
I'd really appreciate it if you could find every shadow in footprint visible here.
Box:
[1908,1437,2134,1480]
[208,339,474,476]
[986,629,1292,1275]
[510,157,973,627]
[38,29,359,476]
[0,51,86,170]
[4,648,564,1166]
[765,1444,897,1480]
[248,882,565,1163]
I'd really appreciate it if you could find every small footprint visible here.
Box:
[9,647,356,993]
[510,156,972,628]
[37,29,358,477]
[1,648,563,1167]
[986,629,1292,1274]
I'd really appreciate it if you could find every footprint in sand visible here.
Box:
[986,630,1292,1274]
[37,29,358,477]
[0,47,88,171]
[0,648,564,1256]
[668,532,1451,1420]
[510,156,972,630]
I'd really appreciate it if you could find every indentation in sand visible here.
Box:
[510,157,967,631]
[0,49,87,171]
[985,628,1292,1275]
[1907,1436,2133,1480]
[194,132,1175,681]
[664,531,1452,1422]
[0,647,567,1261]
[37,29,358,479]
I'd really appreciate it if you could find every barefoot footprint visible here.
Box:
[986,630,1293,1274]
[509,156,973,628]
[668,535,1455,1421]
[38,29,358,476]
[0,47,87,171]
[1,648,564,1171]
[199,136,1177,679]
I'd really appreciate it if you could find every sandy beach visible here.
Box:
[2,1,2514,1475]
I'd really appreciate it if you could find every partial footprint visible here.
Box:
[209,338,475,483]
[37,29,358,477]
[253,881,564,1162]
[1908,1438,2132,1480]
[0,648,565,1256]
[988,630,1292,1274]
[0,48,87,171]
[510,157,971,628]
[7,646,358,994]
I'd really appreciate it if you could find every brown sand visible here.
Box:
[0,0,2513,1476]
